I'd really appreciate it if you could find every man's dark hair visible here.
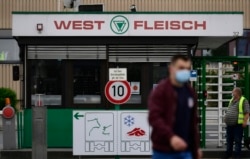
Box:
[171,55,191,64]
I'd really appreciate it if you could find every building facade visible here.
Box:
[0,0,250,29]
[0,0,249,150]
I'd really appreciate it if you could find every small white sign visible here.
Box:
[130,82,140,94]
[109,68,127,81]
[190,70,198,81]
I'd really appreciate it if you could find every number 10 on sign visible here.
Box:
[105,81,131,105]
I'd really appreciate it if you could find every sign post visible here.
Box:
[107,68,130,159]
[2,98,16,149]
[32,94,47,159]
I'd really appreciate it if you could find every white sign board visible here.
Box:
[73,110,151,156]
[109,68,127,81]
[13,13,243,37]
[118,111,151,155]
[73,111,117,155]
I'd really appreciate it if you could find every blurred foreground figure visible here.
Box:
[148,55,202,159]
[224,87,249,159]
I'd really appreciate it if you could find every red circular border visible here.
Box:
[2,106,15,119]
[105,81,131,104]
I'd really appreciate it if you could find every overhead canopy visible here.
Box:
[12,12,243,49]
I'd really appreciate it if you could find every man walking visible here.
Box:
[224,87,249,159]
[148,55,201,159]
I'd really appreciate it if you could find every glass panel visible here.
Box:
[237,29,250,56]
[110,63,141,104]
[153,63,169,87]
[0,39,19,61]
[30,60,62,106]
[243,29,250,37]
[237,38,250,56]
[73,61,101,104]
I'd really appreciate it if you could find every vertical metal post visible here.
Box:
[24,45,27,109]
[17,112,20,149]
[21,111,24,148]
[244,61,249,139]
[2,116,16,149]
[218,62,223,147]
[32,94,47,159]
[194,59,203,147]
[115,105,120,159]
[201,59,206,148]
[32,106,47,159]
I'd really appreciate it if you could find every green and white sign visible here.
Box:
[110,15,129,34]
[13,13,243,37]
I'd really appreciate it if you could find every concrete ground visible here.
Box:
[1,148,250,159]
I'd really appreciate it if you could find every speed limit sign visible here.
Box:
[105,81,131,104]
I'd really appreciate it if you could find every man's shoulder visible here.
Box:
[243,98,249,104]
[153,78,172,91]
[157,78,171,87]
[150,78,171,96]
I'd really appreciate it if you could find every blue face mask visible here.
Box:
[175,70,190,83]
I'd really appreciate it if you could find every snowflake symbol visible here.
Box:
[124,115,135,127]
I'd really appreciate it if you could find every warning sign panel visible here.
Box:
[118,111,151,155]
[73,111,117,155]
[109,68,127,81]
[73,110,151,156]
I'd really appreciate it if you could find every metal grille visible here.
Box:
[27,45,106,59]
[28,45,189,61]
[108,45,189,62]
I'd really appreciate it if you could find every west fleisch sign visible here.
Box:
[53,20,206,31]
[12,13,243,36]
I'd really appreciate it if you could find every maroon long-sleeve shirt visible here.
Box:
[148,78,200,159]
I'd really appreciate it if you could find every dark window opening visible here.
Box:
[73,61,101,104]
[30,60,62,106]
[153,62,169,86]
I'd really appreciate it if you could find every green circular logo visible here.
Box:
[110,15,129,34]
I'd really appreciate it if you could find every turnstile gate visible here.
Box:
[193,57,250,148]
